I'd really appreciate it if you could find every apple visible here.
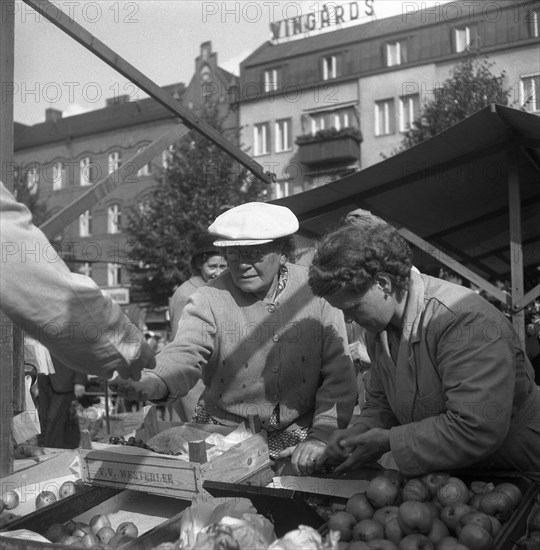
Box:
[58,535,83,546]
[458,524,493,550]
[367,476,401,508]
[469,494,482,509]
[385,517,405,545]
[382,469,404,489]
[488,515,502,538]
[437,477,470,508]
[89,513,112,535]
[81,533,100,548]
[455,511,493,538]
[346,492,375,520]
[436,536,469,550]
[494,482,522,508]
[328,510,356,542]
[469,481,494,496]
[397,533,434,550]
[424,502,440,522]
[367,540,399,550]
[108,533,135,548]
[347,542,372,550]
[403,478,430,502]
[2,490,20,510]
[478,490,514,522]
[421,473,450,497]
[44,523,68,543]
[97,525,116,545]
[59,480,77,499]
[352,519,385,542]
[439,504,474,531]
[426,518,449,545]
[116,521,138,539]
[63,520,77,534]
[397,501,434,535]
[373,506,399,525]
[35,490,57,509]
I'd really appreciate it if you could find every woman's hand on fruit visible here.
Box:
[333,427,391,473]
[277,438,327,476]
[109,371,168,402]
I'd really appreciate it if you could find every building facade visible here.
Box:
[14,42,237,328]
[238,0,540,199]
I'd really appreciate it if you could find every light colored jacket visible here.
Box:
[357,270,540,475]
[169,275,205,337]
[0,181,148,379]
[154,263,356,442]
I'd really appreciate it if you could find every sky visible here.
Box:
[13,0,450,126]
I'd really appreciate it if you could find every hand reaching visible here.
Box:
[115,340,156,381]
[277,438,327,476]
[109,370,168,403]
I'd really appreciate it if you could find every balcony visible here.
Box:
[296,127,362,167]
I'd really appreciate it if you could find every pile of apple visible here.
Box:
[0,490,20,528]
[43,515,138,548]
[327,470,525,550]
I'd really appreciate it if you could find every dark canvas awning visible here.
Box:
[272,105,540,340]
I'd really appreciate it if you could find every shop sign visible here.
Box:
[270,1,375,44]
[102,287,130,305]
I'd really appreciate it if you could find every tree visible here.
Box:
[125,103,267,306]
[395,53,511,153]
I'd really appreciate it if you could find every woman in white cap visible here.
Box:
[111,202,356,475]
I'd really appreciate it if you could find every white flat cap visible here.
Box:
[209,202,299,247]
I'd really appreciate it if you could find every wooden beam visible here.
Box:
[513,283,540,313]
[40,123,190,238]
[397,227,509,305]
[508,148,526,343]
[0,0,16,477]
[22,0,273,186]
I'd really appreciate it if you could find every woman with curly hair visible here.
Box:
[309,223,540,477]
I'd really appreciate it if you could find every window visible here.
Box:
[137,147,151,176]
[263,68,280,92]
[107,263,122,287]
[375,99,395,136]
[52,161,63,191]
[333,111,350,130]
[80,157,91,186]
[322,55,337,80]
[311,113,326,135]
[399,94,420,132]
[108,151,121,174]
[529,9,539,37]
[521,74,540,112]
[78,262,92,278]
[454,27,471,52]
[107,203,122,234]
[26,167,38,194]
[386,40,407,67]
[79,210,92,237]
[254,122,270,156]
[275,118,292,153]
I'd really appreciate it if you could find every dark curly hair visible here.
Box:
[309,224,413,297]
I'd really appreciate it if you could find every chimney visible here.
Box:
[106,94,130,107]
[45,108,63,123]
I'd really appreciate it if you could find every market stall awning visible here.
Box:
[272,105,540,339]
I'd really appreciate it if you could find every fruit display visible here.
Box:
[42,514,139,548]
[324,471,528,550]
[108,435,183,456]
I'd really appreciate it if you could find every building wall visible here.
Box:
[239,79,359,197]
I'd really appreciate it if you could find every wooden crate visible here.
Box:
[78,430,270,501]
[0,484,190,549]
